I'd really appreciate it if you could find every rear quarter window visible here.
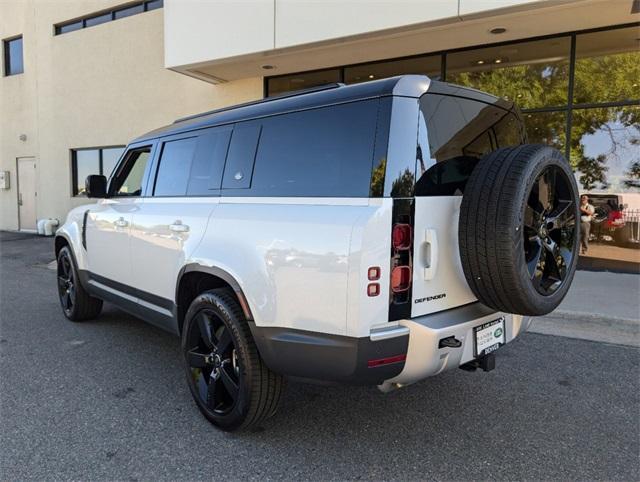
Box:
[222,100,380,197]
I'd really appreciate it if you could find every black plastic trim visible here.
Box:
[248,325,409,385]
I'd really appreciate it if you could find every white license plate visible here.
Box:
[474,317,505,357]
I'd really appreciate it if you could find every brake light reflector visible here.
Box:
[391,266,411,292]
[367,266,381,281]
[392,224,412,250]
[367,283,380,297]
[367,354,407,368]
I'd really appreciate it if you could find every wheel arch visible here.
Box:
[175,264,254,335]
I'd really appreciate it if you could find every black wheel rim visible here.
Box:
[57,253,76,313]
[185,310,240,415]
[523,166,577,296]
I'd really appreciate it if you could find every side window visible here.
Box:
[222,124,261,190]
[153,137,197,196]
[241,100,378,197]
[109,147,152,197]
[187,127,232,195]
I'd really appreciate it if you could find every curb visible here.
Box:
[543,310,639,326]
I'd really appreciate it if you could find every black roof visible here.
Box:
[133,75,504,143]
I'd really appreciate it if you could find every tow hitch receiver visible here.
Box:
[460,353,495,372]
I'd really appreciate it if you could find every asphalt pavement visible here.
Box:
[1,232,639,481]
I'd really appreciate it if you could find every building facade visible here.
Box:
[1,0,638,235]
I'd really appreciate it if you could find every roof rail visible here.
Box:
[173,82,345,124]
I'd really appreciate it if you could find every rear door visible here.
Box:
[411,93,526,317]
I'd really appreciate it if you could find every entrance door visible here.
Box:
[17,157,37,231]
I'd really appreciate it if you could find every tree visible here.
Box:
[623,161,640,189]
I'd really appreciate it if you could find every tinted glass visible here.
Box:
[154,138,197,196]
[187,127,232,195]
[4,37,23,76]
[267,69,341,97]
[574,27,640,105]
[523,111,566,152]
[571,106,640,193]
[415,94,524,196]
[247,100,379,197]
[102,147,125,179]
[57,22,83,34]
[112,148,151,196]
[114,4,144,19]
[145,0,163,11]
[222,124,261,189]
[446,37,571,109]
[74,150,100,196]
[85,13,112,27]
[345,55,441,84]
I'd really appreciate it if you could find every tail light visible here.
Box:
[389,201,415,320]
[391,266,411,292]
[392,224,412,250]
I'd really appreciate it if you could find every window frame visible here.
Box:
[3,35,24,77]
[107,142,157,198]
[71,145,126,196]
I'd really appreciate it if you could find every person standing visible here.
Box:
[579,194,595,255]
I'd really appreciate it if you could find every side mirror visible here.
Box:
[85,175,107,198]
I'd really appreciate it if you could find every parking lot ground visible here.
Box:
[1,232,639,481]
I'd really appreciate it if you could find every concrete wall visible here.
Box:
[164,0,638,82]
[0,1,262,230]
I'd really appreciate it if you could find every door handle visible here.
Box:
[18,193,23,206]
[169,220,189,233]
[423,228,438,280]
[114,217,129,228]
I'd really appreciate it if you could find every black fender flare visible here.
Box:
[175,263,254,321]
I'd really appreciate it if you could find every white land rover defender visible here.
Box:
[55,75,580,431]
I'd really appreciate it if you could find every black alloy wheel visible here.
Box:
[57,250,76,316]
[182,289,285,431]
[523,166,577,296]
[185,308,240,416]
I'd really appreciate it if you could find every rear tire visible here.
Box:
[459,144,579,316]
[182,289,284,432]
[57,246,103,321]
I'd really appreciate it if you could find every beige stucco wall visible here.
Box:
[0,1,262,231]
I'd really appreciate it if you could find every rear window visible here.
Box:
[222,100,380,197]
[415,94,525,196]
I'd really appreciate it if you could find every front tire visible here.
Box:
[182,289,284,432]
[57,246,103,321]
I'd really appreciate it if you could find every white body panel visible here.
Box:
[192,197,378,337]
[411,196,477,317]
[130,197,218,300]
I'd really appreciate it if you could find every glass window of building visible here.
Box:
[267,69,341,97]
[446,37,571,109]
[573,26,640,105]
[344,55,441,84]
[571,106,640,193]
[3,36,24,76]
[523,111,567,153]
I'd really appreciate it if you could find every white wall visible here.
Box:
[164,0,558,72]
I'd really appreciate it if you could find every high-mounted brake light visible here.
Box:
[392,224,412,250]
[391,266,411,293]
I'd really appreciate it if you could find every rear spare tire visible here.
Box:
[459,144,579,316]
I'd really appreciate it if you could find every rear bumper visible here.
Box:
[249,324,409,385]
[249,302,530,386]
[381,303,531,389]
